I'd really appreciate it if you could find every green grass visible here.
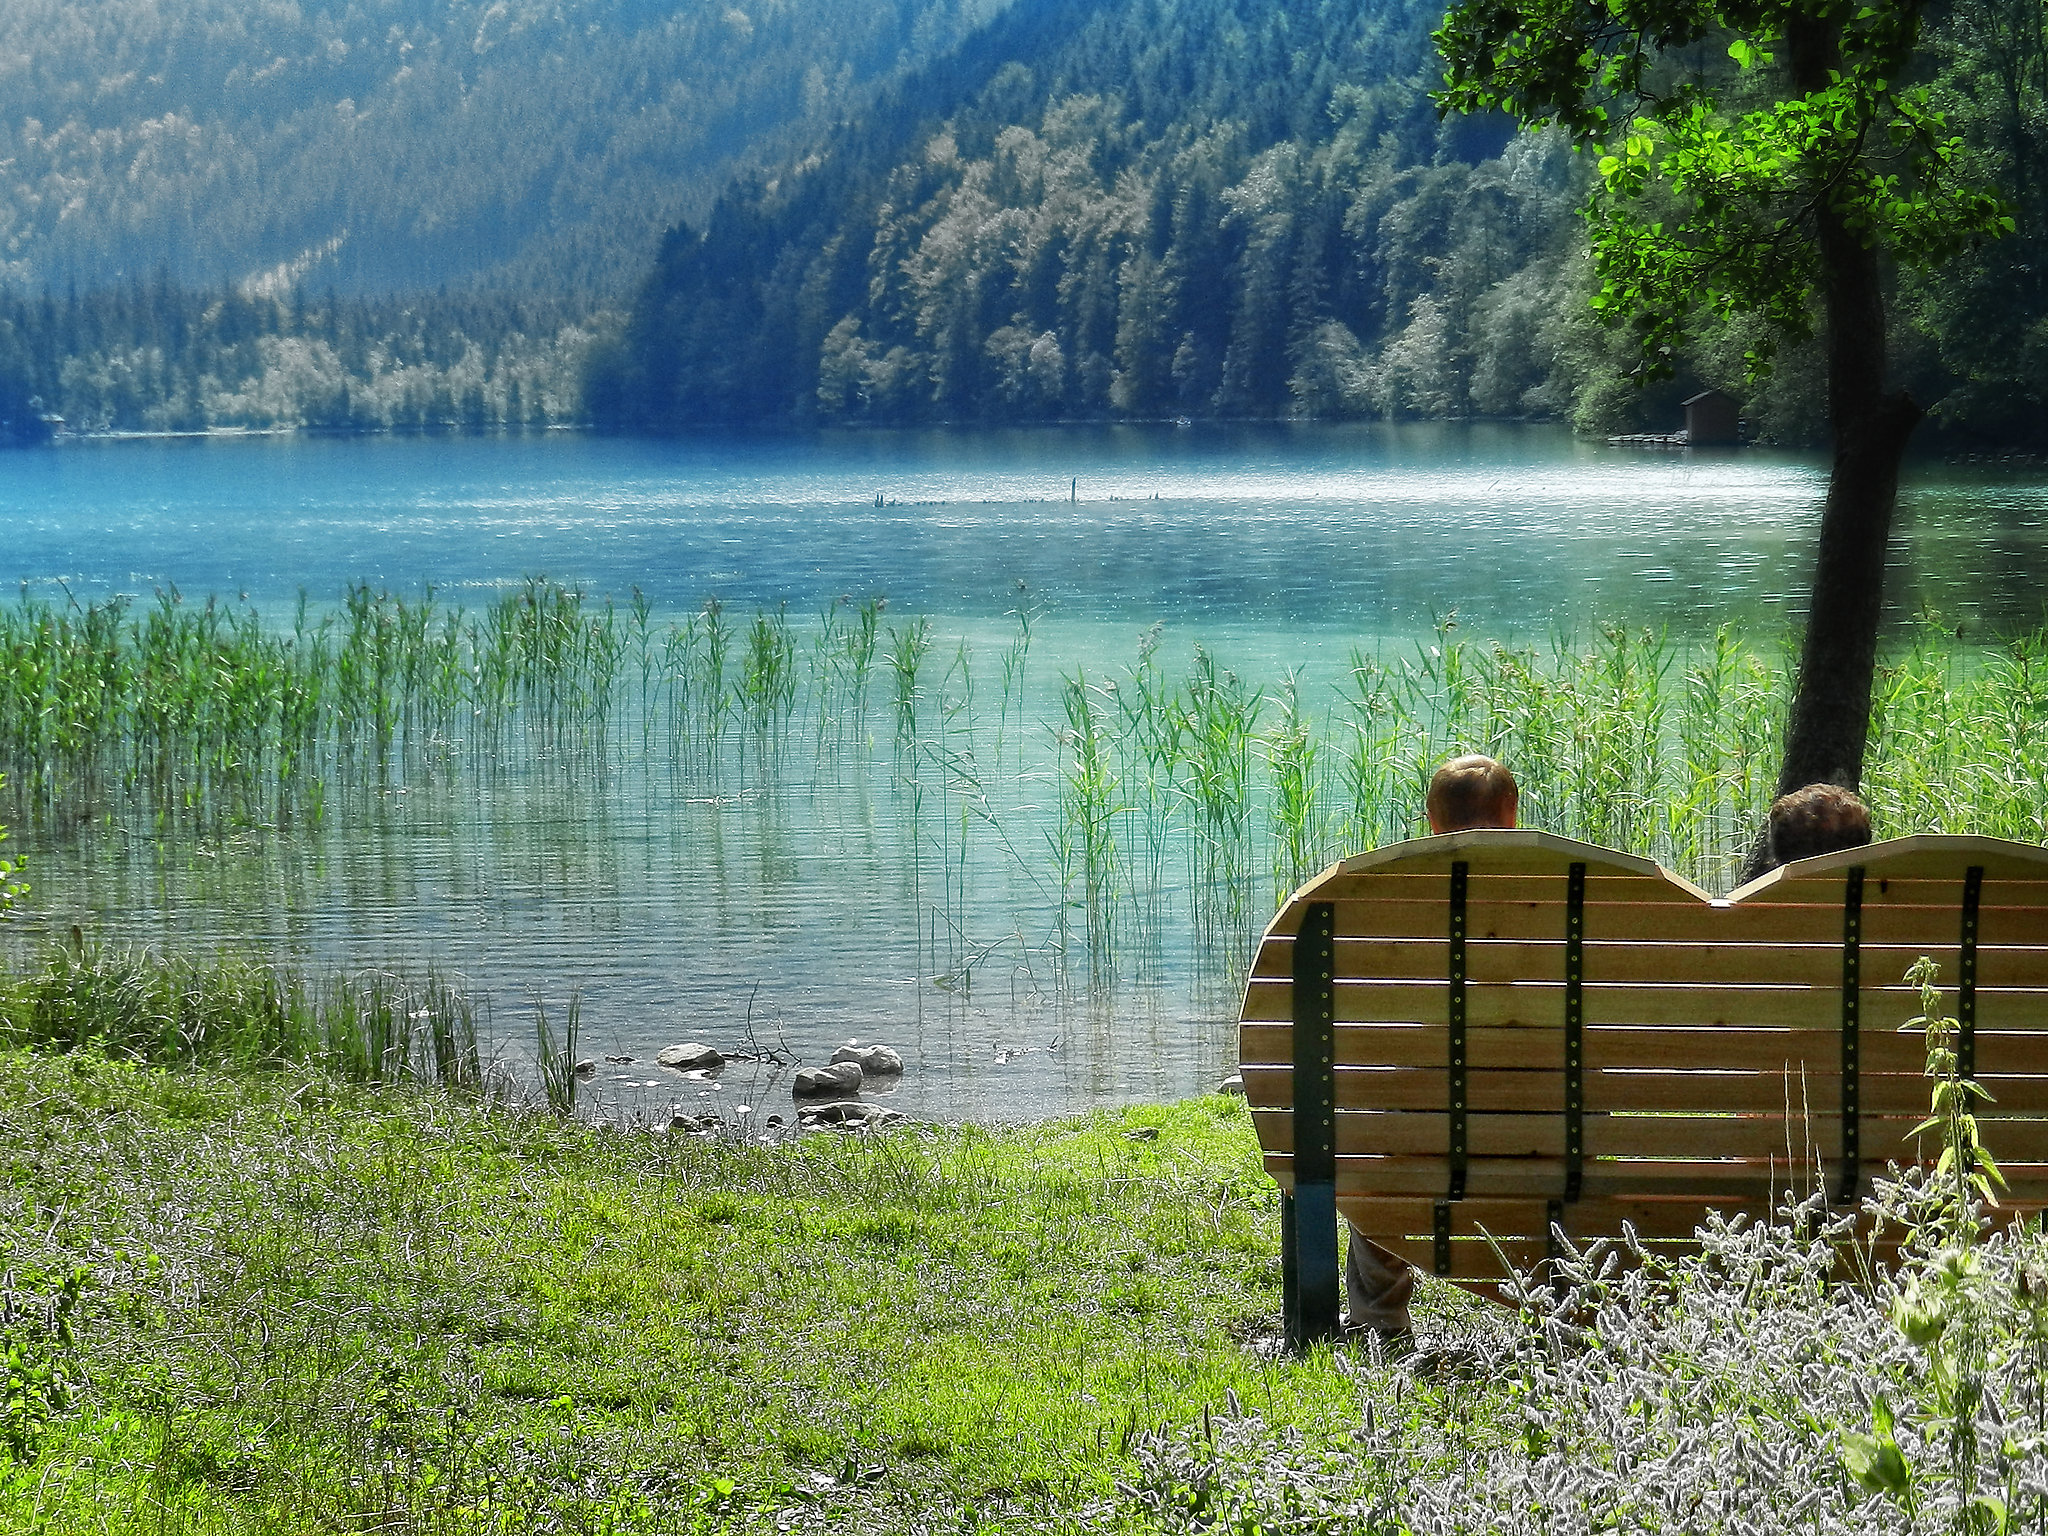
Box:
[0,1054,1437,1532]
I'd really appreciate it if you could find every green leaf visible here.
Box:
[1966,1493,2011,1535]
[1841,1428,1913,1495]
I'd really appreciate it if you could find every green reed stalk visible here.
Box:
[888,619,933,745]
[532,990,582,1117]
[1266,671,1322,906]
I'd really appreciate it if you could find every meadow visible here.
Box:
[0,983,2040,1534]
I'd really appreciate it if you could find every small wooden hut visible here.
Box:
[1682,389,1741,446]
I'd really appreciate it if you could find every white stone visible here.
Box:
[831,1043,905,1075]
[793,1060,864,1097]
[656,1042,725,1071]
[798,1100,905,1130]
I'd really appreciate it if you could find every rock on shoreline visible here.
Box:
[793,1060,863,1097]
[656,1042,725,1071]
[831,1043,904,1075]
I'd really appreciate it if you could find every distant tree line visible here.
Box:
[0,283,603,435]
[595,0,2048,446]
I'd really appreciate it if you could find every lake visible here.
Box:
[2,423,2044,1123]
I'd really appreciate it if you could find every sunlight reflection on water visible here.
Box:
[2,423,2044,1121]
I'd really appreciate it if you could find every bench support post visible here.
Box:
[1286,901,1341,1348]
[1284,1184,1340,1348]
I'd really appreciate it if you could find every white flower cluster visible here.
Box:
[1128,1176,2048,1534]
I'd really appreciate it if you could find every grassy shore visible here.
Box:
[0,1052,1473,1534]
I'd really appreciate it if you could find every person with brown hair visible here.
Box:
[1765,783,1873,869]
[1425,753,1520,835]
[1346,753,1520,1350]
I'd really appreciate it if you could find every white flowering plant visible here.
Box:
[1126,962,2048,1536]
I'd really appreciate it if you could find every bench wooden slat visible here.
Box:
[1728,835,2048,890]
[1251,938,2048,987]
[1240,979,2048,1029]
[1241,1022,2048,1074]
[1267,1156,1906,1197]
[1239,1063,2022,1115]
[1268,1155,2048,1202]
[1316,831,1683,881]
[1255,1108,2048,1161]
[1259,901,2048,946]
[1341,1196,1753,1242]
[1360,1229,1917,1282]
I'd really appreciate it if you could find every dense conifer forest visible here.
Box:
[1,0,2043,441]
[597,0,2048,443]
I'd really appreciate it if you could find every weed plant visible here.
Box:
[1127,964,2048,1536]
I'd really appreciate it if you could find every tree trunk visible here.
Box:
[1736,12,1925,883]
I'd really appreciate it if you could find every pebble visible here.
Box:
[668,1111,716,1134]
[793,1060,864,1097]
[798,1100,905,1130]
[656,1042,725,1071]
[572,1058,598,1077]
[831,1043,905,1075]
[1125,1126,1160,1141]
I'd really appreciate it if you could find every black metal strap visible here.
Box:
[1433,1199,1453,1277]
[1287,901,1340,1346]
[1447,862,1469,1201]
[1960,866,1984,1081]
[1564,862,1586,1203]
[1838,867,1864,1206]
[1293,902,1338,1187]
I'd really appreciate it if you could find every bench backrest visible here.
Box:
[1240,830,2048,1290]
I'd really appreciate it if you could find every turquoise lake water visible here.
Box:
[2,423,2043,1121]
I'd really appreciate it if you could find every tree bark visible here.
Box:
[1736,14,1925,882]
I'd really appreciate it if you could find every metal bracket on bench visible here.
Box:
[1447,862,1469,1203]
[1564,861,1586,1204]
[1433,1199,1453,1277]
[1837,867,1864,1206]
[1960,865,1984,1081]
[1287,900,1340,1347]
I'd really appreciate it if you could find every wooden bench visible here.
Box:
[1238,830,2048,1345]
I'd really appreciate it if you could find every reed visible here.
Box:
[1057,671,1124,971]
[0,939,487,1089]
[1116,627,1184,949]
[888,618,934,744]
[531,989,582,1116]
[1178,647,1260,937]
[4,584,2044,1020]
[1265,671,1324,906]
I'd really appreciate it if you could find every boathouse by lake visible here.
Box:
[1683,389,1741,446]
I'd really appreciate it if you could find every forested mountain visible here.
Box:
[4,0,2042,441]
[0,0,1007,299]
[597,0,2048,442]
